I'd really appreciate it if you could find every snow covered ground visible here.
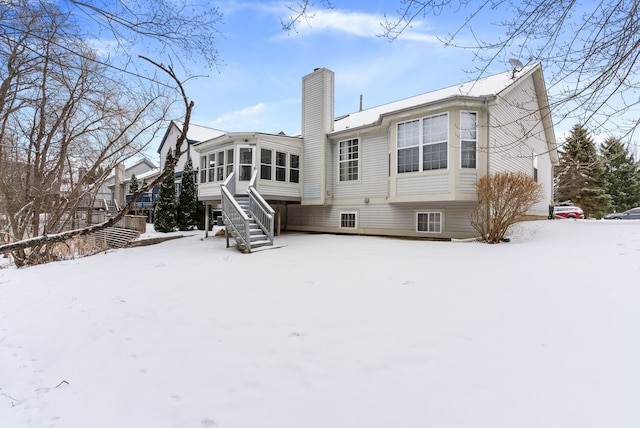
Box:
[1,219,639,428]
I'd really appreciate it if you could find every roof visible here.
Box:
[126,168,160,182]
[194,130,301,148]
[126,156,157,171]
[157,120,226,153]
[332,64,539,133]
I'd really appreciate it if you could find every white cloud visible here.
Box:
[85,39,123,58]
[208,102,267,130]
[274,6,439,42]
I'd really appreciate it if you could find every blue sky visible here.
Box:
[75,0,636,158]
[178,1,510,138]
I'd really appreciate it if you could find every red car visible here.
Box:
[553,206,584,219]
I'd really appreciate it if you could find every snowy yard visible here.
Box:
[1,219,639,428]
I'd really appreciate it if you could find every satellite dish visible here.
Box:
[508,58,524,78]
[509,58,524,71]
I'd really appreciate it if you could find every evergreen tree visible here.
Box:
[153,151,177,233]
[129,173,139,194]
[555,124,610,217]
[601,137,640,212]
[176,157,199,230]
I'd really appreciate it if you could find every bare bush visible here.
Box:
[470,172,543,244]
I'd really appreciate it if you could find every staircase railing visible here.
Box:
[248,170,275,246]
[220,170,275,252]
[221,172,251,250]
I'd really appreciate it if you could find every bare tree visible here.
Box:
[283,1,640,141]
[0,1,200,265]
[0,55,194,265]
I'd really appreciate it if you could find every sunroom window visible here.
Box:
[260,148,272,180]
[276,151,287,182]
[207,154,215,182]
[290,154,300,183]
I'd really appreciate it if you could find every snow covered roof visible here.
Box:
[126,167,160,182]
[157,121,226,153]
[332,64,539,133]
[174,121,226,143]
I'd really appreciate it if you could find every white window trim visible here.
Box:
[460,111,478,170]
[397,113,449,173]
[275,150,287,182]
[289,153,300,184]
[338,138,360,182]
[260,148,273,181]
[339,211,358,229]
[416,211,443,233]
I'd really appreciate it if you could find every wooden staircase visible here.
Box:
[221,171,275,253]
[232,195,273,251]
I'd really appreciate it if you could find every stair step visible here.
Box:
[250,239,272,247]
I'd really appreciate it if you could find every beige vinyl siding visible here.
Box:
[257,182,300,199]
[489,76,544,174]
[257,137,303,200]
[396,172,449,196]
[198,182,222,201]
[459,171,478,194]
[302,76,323,200]
[331,131,389,201]
[325,135,334,199]
[489,75,554,214]
[287,201,477,239]
[302,69,334,203]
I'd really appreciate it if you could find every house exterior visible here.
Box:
[157,120,225,194]
[190,64,557,246]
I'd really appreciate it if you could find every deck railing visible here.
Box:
[221,172,251,250]
[220,170,274,252]
[248,170,274,246]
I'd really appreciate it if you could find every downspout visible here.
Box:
[485,97,491,174]
[485,97,491,234]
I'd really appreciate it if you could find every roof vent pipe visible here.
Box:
[359,94,363,112]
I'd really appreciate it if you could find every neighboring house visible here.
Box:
[157,120,226,195]
[186,64,557,249]
[99,157,158,210]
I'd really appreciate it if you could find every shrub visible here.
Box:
[470,172,543,243]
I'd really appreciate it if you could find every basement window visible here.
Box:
[340,212,357,229]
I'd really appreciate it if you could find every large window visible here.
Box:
[276,151,287,182]
[340,212,357,229]
[423,114,448,170]
[339,138,359,181]
[226,148,234,177]
[397,120,420,173]
[397,114,448,173]
[200,156,207,183]
[417,212,442,233]
[461,111,477,169]
[260,148,272,180]
[216,151,225,181]
[290,154,300,183]
[207,154,216,182]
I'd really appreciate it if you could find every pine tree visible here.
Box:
[601,137,640,212]
[176,157,199,230]
[555,124,610,217]
[153,151,177,233]
[129,173,139,194]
